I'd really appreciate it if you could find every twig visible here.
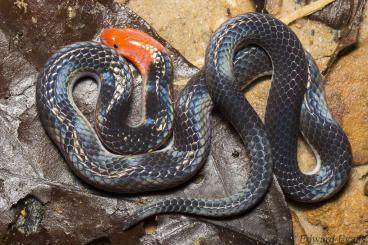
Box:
[279,0,337,25]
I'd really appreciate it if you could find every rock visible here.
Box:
[291,211,310,245]
[301,165,368,243]
[263,0,366,74]
[325,41,368,165]
[0,0,293,243]
[359,3,368,44]
[127,0,255,67]
[307,0,356,29]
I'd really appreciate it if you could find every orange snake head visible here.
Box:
[100,28,167,77]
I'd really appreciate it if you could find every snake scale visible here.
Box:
[36,13,352,230]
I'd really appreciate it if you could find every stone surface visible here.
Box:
[291,211,310,245]
[301,165,368,244]
[126,0,255,67]
[359,2,368,43]
[307,0,356,29]
[0,0,293,244]
[325,41,368,165]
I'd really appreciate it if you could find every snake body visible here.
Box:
[205,14,352,202]
[36,13,352,230]
[36,40,211,193]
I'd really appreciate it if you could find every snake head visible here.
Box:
[100,28,167,77]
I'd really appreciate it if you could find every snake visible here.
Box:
[36,13,352,230]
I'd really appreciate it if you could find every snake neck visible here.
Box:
[145,51,173,96]
[94,48,175,154]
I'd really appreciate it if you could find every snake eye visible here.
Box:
[113,44,118,49]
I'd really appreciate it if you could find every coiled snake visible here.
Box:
[36,13,352,230]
